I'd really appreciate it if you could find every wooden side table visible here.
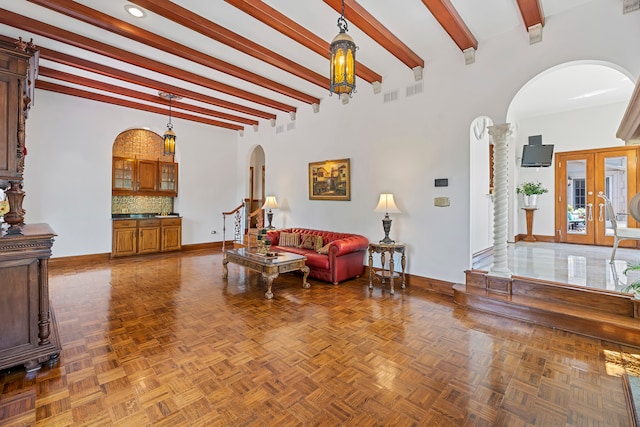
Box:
[522,207,537,242]
[368,242,407,295]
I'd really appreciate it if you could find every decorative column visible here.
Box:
[488,124,514,278]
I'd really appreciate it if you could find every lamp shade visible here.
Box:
[261,196,279,210]
[374,193,400,214]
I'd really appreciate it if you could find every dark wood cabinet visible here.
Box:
[0,224,61,371]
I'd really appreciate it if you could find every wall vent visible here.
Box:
[287,122,296,131]
[406,81,424,97]
[276,125,284,134]
[383,90,399,103]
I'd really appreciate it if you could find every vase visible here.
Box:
[524,194,538,208]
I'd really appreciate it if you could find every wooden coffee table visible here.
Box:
[222,248,310,299]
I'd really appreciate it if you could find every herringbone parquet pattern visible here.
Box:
[0,250,638,426]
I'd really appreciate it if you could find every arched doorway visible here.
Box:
[246,145,265,230]
[506,61,635,243]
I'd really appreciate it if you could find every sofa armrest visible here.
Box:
[329,235,369,256]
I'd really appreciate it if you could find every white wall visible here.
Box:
[24,90,238,257]
[238,1,640,284]
[18,1,640,284]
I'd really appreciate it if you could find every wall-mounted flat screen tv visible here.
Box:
[521,144,554,167]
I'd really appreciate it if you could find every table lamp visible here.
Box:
[374,193,401,244]
[261,196,279,229]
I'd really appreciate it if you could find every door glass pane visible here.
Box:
[603,156,628,235]
[567,160,587,235]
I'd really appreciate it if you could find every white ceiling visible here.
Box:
[0,0,633,129]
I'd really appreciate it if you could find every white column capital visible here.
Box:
[488,123,514,142]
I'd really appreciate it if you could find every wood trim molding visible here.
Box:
[419,0,478,51]
[514,234,556,243]
[39,67,258,127]
[224,0,382,86]
[36,80,244,131]
[0,8,299,112]
[323,0,424,72]
[128,0,329,90]
[617,77,640,142]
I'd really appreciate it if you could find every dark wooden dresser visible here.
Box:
[0,224,61,371]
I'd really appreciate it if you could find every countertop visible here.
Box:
[112,213,181,220]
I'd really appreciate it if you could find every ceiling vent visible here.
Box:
[287,122,296,131]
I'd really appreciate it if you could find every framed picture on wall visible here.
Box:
[308,158,351,201]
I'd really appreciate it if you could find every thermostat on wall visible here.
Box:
[435,178,448,187]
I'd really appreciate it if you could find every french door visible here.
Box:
[555,147,638,246]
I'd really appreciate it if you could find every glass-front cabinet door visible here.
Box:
[112,157,135,191]
[556,147,638,247]
[159,162,178,196]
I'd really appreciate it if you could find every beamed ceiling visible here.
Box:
[0,0,599,134]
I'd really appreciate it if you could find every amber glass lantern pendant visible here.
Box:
[329,1,356,98]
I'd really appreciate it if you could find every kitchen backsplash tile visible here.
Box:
[112,196,173,214]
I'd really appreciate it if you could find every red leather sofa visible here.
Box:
[266,228,369,285]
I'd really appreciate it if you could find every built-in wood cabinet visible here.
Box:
[138,219,161,254]
[112,158,177,196]
[161,218,182,251]
[112,219,137,257]
[159,162,178,196]
[112,217,181,257]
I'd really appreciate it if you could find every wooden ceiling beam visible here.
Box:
[26,0,317,107]
[323,0,424,72]
[36,80,244,131]
[516,0,545,29]
[128,0,329,90]
[0,7,298,113]
[224,0,382,86]
[419,0,478,51]
[38,66,259,127]
[35,46,277,121]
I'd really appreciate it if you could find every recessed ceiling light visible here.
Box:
[124,4,146,18]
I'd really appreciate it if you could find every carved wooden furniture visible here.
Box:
[0,224,61,371]
[112,217,182,257]
[0,38,37,234]
[368,242,407,295]
[222,248,310,299]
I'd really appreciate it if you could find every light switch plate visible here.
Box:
[434,197,450,207]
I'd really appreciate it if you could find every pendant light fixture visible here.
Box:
[159,91,181,155]
[329,0,356,99]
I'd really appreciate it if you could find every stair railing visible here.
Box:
[222,203,243,253]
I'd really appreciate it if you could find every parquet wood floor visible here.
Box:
[1,250,639,426]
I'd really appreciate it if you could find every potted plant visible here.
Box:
[516,181,548,207]
[622,262,640,299]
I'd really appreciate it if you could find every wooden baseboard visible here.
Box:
[49,253,111,268]
[514,234,555,243]
[364,267,454,296]
[181,241,224,252]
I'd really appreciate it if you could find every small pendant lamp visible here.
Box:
[159,92,181,155]
[329,0,356,98]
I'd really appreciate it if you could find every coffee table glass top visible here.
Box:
[227,248,306,263]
